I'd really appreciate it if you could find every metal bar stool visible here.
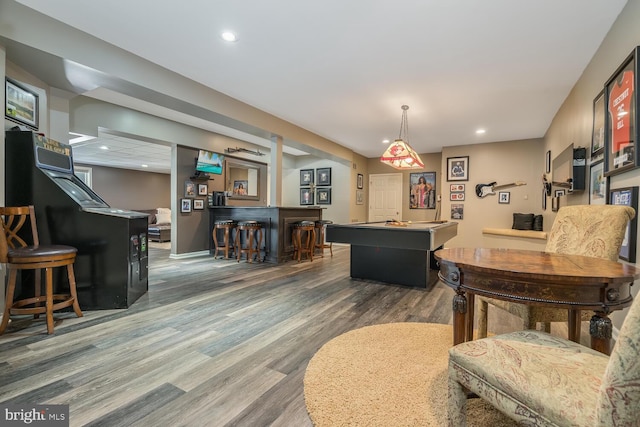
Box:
[0,205,83,335]
[314,220,333,257]
[234,221,263,263]
[292,221,316,262]
[213,219,237,259]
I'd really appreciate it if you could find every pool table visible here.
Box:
[326,220,458,287]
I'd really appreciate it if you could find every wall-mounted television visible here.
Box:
[196,150,224,175]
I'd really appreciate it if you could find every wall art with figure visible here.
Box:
[410,172,436,209]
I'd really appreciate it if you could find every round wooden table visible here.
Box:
[435,247,640,354]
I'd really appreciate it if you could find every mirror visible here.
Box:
[225,158,260,200]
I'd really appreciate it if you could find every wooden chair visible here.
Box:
[477,204,635,339]
[234,221,263,263]
[0,206,83,335]
[292,221,316,262]
[213,219,237,259]
[314,220,333,257]
[448,281,640,426]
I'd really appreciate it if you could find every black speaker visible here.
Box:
[572,147,586,191]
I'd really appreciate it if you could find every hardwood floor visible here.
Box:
[0,244,582,426]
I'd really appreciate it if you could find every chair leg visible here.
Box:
[34,268,42,319]
[0,269,18,335]
[448,369,468,427]
[45,267,54,334]
[477,299,489,339]
[67,264,83,318]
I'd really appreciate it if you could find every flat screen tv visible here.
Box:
[196,150,224,175]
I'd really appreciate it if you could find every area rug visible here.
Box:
[303,322,515,426]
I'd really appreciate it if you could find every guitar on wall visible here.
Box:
[475,181,527,198]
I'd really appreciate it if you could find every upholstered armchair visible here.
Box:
[477,204,635,339]
[448,279,640,426]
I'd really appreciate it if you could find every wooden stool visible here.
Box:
[314,220,333,257]
[0,206,83,335]
[213,220,237,259]
[292,221,316,262]
[235,221,263,263]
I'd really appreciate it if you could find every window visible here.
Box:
[74,166,93,188]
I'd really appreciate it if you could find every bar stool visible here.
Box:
[213,219,237,259]
[0,205,83,335]
[314,220,333,257]
[292,221,316,262]
[235,221,263,263]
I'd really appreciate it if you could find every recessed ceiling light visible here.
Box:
[141,164,149,168]
[476,129,486,134]
[221,31,237,42]
[99,145,109,150]
[382,139,390,144]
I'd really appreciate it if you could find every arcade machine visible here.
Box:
[4,131,148,309]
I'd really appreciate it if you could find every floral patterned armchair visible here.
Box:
[477,204,636,339]
[448,280,640,426]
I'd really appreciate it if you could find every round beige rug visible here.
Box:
[304,322,515,426]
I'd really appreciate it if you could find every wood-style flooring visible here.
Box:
[0,244,578,426]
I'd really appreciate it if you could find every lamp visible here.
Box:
[380,105,425,169]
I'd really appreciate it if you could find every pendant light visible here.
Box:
[380,105,424,169]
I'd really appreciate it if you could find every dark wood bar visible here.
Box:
[208,206,323,263]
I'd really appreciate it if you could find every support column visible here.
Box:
[269,135,283,207]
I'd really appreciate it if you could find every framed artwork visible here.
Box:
[589,160,607,205]
[450,192,465,201]
[545,150,551,173]
[356,190,364,205]
[609,186,638,262]
[450,184,465,193]
[181,198,192,213]
[233,180,248,195]
[317,188,331,204]
[409,172,436,209]
[555,189,566,197]
[300,188,314,205]
[451,204,464,220]
[447,156,469,181]
[193,199,204,210]
[357,173,364,189]
[300,169,314,186]
[592,90,605,157]
[604,46,639,177]
[198,183,208,196]
[498,191,510,204]
[184,180,196,197]
[317,168,332,186]
[5,77,39,130]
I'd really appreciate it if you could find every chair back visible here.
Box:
[597,290,640,424]
[545,205,635,261]
[0,206,39,263]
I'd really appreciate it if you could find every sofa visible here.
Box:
[137,208,171,242]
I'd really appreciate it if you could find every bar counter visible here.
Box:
[208,206,323,263]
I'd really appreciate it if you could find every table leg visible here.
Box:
[567,309,581,343]
[465,292,475,342]
[452,290,467,346]
[589,312,612,355]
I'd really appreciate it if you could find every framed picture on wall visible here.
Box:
[591,90,605,157]
[589,160,607,205]
[409,172,436,209]
[447,156,469,181]
[609,186,638,262]
[498,192,510,204]
[181,198,192,213]
[604,46,639,177]
[5,77,39,130]
[451,204,464,220]
[198,183,208,196]
[300,169,314,186]
[317,168,332,186]
[317,188,331,204]
[357,173,364,189]
[356,190,364,205]
[300,188,314,205]
[184,180,196,197]
[193,199,204,210]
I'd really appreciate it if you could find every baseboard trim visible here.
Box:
[169,250,210,260]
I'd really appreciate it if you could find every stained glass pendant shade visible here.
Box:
[380,105,424,169]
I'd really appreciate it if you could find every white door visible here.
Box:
[368,173,403,221]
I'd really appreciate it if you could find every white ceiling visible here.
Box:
[14,0,628,171]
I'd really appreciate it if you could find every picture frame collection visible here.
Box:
[299,167,332,205]
[181,180,207,214]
